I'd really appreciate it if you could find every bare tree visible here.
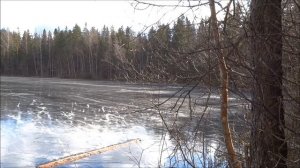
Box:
[209,0,242,167]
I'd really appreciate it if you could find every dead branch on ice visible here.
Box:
[38,138,141,168]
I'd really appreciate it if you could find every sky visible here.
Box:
[1,0,212,34]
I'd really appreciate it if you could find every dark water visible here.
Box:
[1,77,247,168]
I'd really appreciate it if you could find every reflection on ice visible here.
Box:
[1,111,175,167]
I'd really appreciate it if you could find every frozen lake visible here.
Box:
[1,76,248,167]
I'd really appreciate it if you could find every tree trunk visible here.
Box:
[209,1,242,168]
[296,0,300,123]
[250,0,287,167]
[40,38,43,77]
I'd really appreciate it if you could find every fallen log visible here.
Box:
[38,138,141,168]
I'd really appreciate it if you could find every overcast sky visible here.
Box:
[1,1,212,34]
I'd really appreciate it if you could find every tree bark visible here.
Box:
[209,1,242,168]
[250,0,287,167]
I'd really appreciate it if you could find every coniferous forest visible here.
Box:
[1,16,224,82]
[2,9,297,86]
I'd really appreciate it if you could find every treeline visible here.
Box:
[1,15,242,82]
[1,17,208,79]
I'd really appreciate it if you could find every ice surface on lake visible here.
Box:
[1,77,233,167]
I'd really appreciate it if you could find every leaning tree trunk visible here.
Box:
[250,0,287,167]
[209,1,242,168]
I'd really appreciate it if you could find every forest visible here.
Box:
[0,15,221,82]
[1,0,300,167]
